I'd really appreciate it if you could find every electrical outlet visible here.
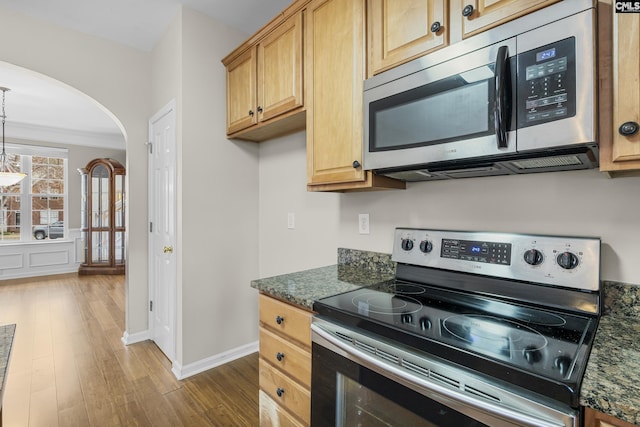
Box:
[358,214,370,234]
[287,212,295,229]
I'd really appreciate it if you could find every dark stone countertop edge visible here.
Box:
[0,323,16,398]
[580,313,640,425]
[579,281,640,425]
[251,248,396,310]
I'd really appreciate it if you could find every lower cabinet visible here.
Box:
[258,294,313,426]
[584,407,637,427]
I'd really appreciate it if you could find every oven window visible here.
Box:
[312,342,490,427]
[336,374,437,427]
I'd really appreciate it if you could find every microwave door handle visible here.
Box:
[494,45,510,149]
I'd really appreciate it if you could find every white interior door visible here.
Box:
[148,100,177,361]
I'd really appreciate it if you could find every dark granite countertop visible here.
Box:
[251,264,395,309]
[580,282,640,425]
[251,248,396,310]
[1,323,16,398]
[580,315,640,425]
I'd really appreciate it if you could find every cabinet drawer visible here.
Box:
[259,294,312,348]
[260,358,310,425]
[260,327,311,388]
[259,390,307,427]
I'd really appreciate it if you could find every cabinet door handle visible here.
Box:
[276,387,285,397]
[352,160,361,169]
[276,315,284,325]
[248,109,254,116]
[276,352,285,362]
[430,21,441,33]
[462,5,474,17]
[619,121,639,136]
[257,106,263,113]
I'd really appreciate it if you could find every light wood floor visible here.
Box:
[0,273,259,427]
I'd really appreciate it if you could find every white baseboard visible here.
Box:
[121,329,151,345]
[171,340,259,380]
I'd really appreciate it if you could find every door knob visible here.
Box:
[163,246,174,253]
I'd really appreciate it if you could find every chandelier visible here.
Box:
[0,87,26,187]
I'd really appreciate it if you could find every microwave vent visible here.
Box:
[510,155,582,170]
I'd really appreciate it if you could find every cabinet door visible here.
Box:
[457,0,559,39]
[226,47,258,134]
[260,358,311,425]
[584,407,637,427]
[306,0,367,186]
[258,12,304,122]
[367,0,446,77]
[611,11,640,164]
[259,390,306,427]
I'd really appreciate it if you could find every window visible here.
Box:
[0,144,68,243]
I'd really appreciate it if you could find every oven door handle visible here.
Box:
[494,45,510,149]
[312,323,566,427]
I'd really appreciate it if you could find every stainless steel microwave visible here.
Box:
[363,0,597,181]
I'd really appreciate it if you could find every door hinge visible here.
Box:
[147,141,153,154]
[150,300,153,312]
[149,222,153,232]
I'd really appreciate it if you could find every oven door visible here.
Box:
[363,39,517,172]
[311,319,577,427]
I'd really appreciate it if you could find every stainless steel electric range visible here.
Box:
[311,228,601,427]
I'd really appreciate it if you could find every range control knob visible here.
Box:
[554,356,572,376]
[401,313,414,324]
[401,238,414,251]
[556,251,579,270]
[523,346,542,364]
[419,316,432,331]
[523,249,543,266]
[419,240,433,253]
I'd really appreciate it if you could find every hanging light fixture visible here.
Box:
[0,87,26,187]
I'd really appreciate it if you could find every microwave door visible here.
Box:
[363,39,517,172]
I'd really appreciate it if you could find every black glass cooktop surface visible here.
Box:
[314,280,598,407]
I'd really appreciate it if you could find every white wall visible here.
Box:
[151,7,260,368]
[180,8,259,366]
[0,6,151,335]
[259,132,640,285]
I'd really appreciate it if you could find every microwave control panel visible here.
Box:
[517,37,576,128]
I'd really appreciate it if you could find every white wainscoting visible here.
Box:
[0,229,82,281]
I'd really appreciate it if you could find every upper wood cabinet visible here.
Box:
[223,9,305,142]
[306,0,405,191]
[366,0,559,76]
[367,0,447,77]
[455,0,560,39]
[600,6,640,173]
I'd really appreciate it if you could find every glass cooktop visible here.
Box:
[314,280,598,407]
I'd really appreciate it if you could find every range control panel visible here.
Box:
[392,228,600,292]
[441,239,512,265]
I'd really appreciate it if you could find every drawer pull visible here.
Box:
[276,315,284,325]
[276,387,285,397]
[276,352,285,362]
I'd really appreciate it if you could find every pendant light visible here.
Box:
[0,87,26,187]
